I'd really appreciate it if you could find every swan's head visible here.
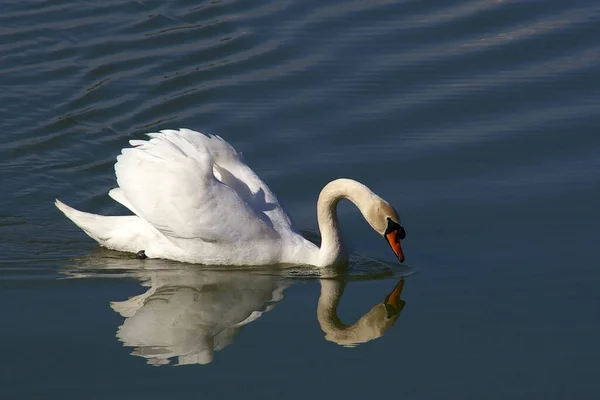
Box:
[366,199,406,263]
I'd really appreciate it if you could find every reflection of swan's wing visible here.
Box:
[113,269,288,366]
[110,287,155,318]
[116,287,216,364]
[114,130,278,244]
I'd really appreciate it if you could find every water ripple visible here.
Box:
[1,0,599,274]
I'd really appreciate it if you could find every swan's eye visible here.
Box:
[398,225,406,240]
[385,217,406,240]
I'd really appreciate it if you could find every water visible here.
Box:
[1,0,599,397]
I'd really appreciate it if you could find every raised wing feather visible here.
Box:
[114,130,278,243]
[158,129,297,234]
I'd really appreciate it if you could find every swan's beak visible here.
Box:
[385,230,405,263]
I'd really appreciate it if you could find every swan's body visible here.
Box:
[56,129,406,267]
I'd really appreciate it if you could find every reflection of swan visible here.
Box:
[109,269,287,366]
[102,265,406,366]
[55,129,406,267]
[318,279,405,347]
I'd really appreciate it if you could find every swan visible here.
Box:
[55,128,406,267]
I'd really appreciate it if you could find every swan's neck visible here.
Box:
[315,179,377,267]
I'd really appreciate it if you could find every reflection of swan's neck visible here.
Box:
[316,179,378,267]
[316,279,346,332]
[317,279,402,347]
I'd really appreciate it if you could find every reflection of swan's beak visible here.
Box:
[383,279,405,319]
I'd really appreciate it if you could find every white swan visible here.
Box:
[55,129,406,267]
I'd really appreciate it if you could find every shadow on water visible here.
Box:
[60,249,415,366]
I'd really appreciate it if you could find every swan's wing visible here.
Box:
[172,129,297,234]
[114,130,276,242]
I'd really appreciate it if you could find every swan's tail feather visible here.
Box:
[54,199,155,254]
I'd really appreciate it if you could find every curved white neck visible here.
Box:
[315,179,377,267]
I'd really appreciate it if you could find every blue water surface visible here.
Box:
[1,0,599,398]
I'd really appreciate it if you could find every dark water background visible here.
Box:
[1,0,600,398]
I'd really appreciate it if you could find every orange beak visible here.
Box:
[386,230,405,263]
